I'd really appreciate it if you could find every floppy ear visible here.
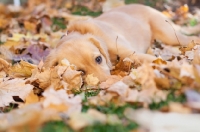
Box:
[44,49,58,67]
[89,37,112,69]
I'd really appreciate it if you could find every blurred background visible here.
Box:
[0,0,199,64]
[1,0,200,11]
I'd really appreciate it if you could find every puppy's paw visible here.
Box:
[124,56,141,68]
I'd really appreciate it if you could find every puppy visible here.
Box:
[45,4,200,81]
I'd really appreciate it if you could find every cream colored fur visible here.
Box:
[45,4,200,81]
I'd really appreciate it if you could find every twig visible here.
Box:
[165,20,181,45]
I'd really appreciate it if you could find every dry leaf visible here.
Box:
[62,68,82,90]
[111,57,133,77]
[25,90,40,105]
[9,60,36,77]
[24,21,37,33]
[29,67,51,89]
[0,103,60,132]
[107,81,129,97]
[130,63,157,90]
[0,58,10,77]
[42,88,82,114]
[0,78,33,107]
[100,75,122,89]
[152,57,167,65]
[85,74,100,86]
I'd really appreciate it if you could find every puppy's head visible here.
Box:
[45,33,112,81]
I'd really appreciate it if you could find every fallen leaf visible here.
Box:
[25,90,40,105]
[0,103,60,132]
[0,58,10,77]
[9,60,36,77]
[85,74,100,86]
[62,68,82,90]
[42,88,82,114]
[0,78,33,107]
[152,57,167,65]
[100,75,122,89]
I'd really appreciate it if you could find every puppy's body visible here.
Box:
[45,4,200,81]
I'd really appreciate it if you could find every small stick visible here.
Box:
[165,20,181,45]
[115,36,120,61]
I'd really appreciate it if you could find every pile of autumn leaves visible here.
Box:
[1,42,200,131]
[1,1,200,132]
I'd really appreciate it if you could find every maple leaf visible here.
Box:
[9,60,36,77]
[29,68,51,89]
[0,78,33,107]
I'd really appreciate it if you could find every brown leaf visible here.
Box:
[111,57,133,77]
[152,57,167,65]
[154,77,170,89]
[24,21,37,33]
[179,40,196,55]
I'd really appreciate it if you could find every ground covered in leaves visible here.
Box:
[0,0,200,132]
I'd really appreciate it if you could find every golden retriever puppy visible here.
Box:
[45,4,200,81]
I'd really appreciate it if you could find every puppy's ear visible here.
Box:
[44,49,58,67]
[89,37,112,69]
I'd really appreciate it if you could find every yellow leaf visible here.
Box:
[85,74,100,86]
[8,34,27,41]
[25,90,40,105]
[9,60,36,77]
[2,40,21,49]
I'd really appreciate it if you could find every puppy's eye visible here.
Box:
[78,69,86,75]
[95,56,102,64]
